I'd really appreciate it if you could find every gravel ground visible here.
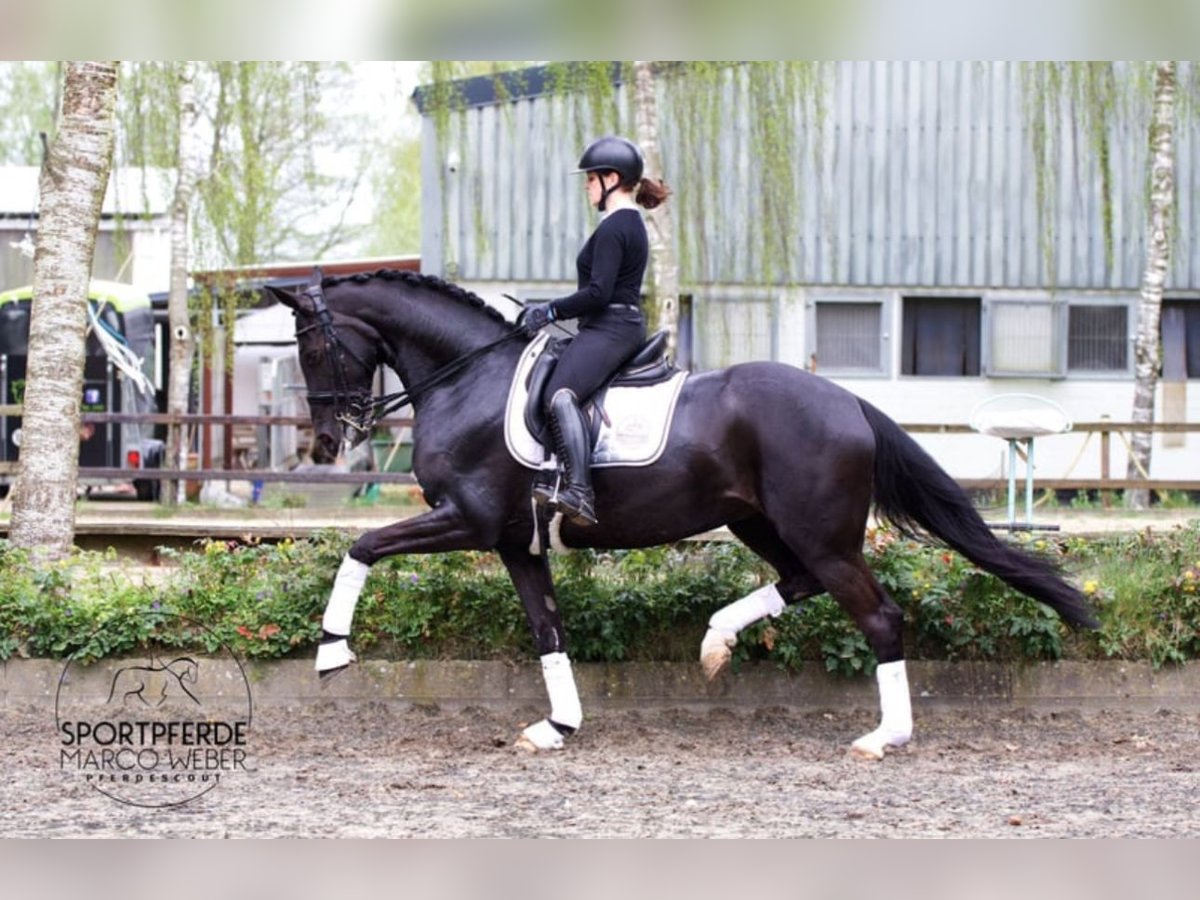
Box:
[3,703,1198,838]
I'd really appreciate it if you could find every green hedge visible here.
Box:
[2,522,1199,674]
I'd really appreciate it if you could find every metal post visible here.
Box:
[1007,438,1017,526]
[1100,414,1112,508]
[1024,438,1035,526]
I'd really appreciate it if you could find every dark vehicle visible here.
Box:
[0,280,163,500]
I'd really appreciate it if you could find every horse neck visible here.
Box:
[338,281,513,397]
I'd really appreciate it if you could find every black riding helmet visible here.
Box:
[573,135,644,211]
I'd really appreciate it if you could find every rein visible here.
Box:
[297,280,525,439]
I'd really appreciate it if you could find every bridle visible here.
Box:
[295,278,526,445]
[294,281,379,444]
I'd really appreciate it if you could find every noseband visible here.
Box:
[295,279,526,443]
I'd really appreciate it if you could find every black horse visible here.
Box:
[268,269,1095,759]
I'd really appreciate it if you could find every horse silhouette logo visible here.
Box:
[105,655,202,708]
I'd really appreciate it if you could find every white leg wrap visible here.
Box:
[315,638,356,672]
[520,719,568,751]
[707,583,786,637]
[520,652,583,750]
[321,555,371,636]
[316,556,370,674]
[851,660,913,759]
[700,584,785,677]
[540,651,582,730]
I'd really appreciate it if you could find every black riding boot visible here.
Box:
[533,388,597,526]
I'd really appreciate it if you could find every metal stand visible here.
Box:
[990,436,1059,532]
[970,394,1071,534]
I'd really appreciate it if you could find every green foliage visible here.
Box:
[1072,526,1200,667]
[0,62,60,165]
[4,524,1200,676]
[1020,62,1157,283]
[366,137,422,256]
[660,62,827,287]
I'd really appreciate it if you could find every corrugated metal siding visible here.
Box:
[421,62,1199,292]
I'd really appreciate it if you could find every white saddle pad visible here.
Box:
[504,333,689,470]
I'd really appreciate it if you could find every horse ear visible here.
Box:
[262,284,315,315]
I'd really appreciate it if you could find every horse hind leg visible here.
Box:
[701,517,825,681]
[803,552,912,760]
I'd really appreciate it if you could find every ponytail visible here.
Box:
[635,177,671,210]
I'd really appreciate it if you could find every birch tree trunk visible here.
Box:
[1126,61,1177,510]
[165,62,202,506]
[9,61,119,559]
[633,61,680,360]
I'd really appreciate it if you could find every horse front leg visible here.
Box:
[315,501,486,678]
[497,545,582,751]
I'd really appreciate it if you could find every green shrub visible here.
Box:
[2,521,1200,674]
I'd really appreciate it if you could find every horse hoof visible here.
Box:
[850,728,910,760]
[699,628,736,682]
[317,664,351,683]
[849,740,886,761]
[516,719,566,751]
[700,648,731,682]
[514,734,540,753]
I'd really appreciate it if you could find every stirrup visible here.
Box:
[531,473,559,507]
[555,487,597,526]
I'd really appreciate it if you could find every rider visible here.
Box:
[518,135,671,526]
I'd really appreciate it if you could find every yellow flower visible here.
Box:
[1083,580,1099,595]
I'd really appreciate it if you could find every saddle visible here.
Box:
[523,330,676,443]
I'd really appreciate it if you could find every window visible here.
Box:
[988,299,1061,376]
[901,296,980,376]
[694,295,776,369]
[1068,304,1128,372]
[1163,300,1200,379]
[980,294,1130,378]
[812,299,885,374]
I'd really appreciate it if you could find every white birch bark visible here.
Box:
[165,62,202,506]
[9,61,119,559]
[633,61,681,360]
[1126,61,1176,510]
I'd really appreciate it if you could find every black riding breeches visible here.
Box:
[543,306,645,407]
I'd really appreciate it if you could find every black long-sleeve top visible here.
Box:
[550,208,648,322]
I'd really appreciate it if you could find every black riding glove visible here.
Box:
[517,302,557,337]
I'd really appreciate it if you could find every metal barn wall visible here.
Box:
[419,61,1198,293]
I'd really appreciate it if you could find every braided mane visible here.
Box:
[325,269,510,327]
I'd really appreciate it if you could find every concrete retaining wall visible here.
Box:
[5,657,1199,713]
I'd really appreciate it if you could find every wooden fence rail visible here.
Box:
[1,408,1196,492]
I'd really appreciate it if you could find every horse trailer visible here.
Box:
[0,280,163,500]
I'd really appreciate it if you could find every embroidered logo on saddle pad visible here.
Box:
[505,334,688,469]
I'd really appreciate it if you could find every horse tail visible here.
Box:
[857,399,1097,629]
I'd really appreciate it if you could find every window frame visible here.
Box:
[977,292,1135,380]
[1063,294,1136,379]
[692,287,780,370]
[805,290,891,378]
[1162,294,1200,380]
[981,292,1066,379]
[900,293,983,379]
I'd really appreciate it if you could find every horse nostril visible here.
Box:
[312,431,340,462]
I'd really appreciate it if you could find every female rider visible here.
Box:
[518,135,671,526]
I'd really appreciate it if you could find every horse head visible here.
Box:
[264,278,383,464]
